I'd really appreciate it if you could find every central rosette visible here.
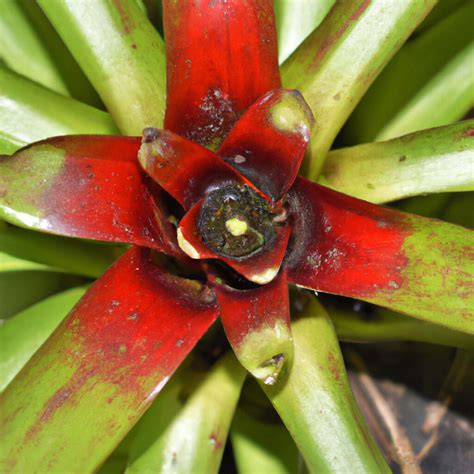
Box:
[138,89,313,285]
[198,184,276,259]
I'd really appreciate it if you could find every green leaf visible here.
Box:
[282,0,436,180]
[126,351,246,474]
[0,0,68,95]
[0,223,122,278]
[326,301,474,351]
[0,66,118,153]
[15,0,103,107]
[375,43,474,141]
[38,0,167,135]
[274,0,334,64]
[231,409,300,474]
[0,286,87,392]
[345,1,474,143]
[321,120,474,203]
[261,294,390,473]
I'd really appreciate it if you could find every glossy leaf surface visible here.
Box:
[0,223,122,278]
[138,129,244,209]
[262,294,390,473]
[345,1,474,143]
[286,178,474,334]
[178,200,291,285]
[0,0,68,95]
[0,136,178,254]
[217,89,313,201]
[326,301,474,351]
[322,120,474,203]
[163,0,281,148]
[0,286,87,392]
[126,352,246,474]
[274,0,335,64]
[213,271,293,385]
[0,67,118,154]
[0,247,219,472]
[231,409,300,474]
[38,0,167,134]
[282,0,436,179]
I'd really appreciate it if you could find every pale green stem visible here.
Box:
[126,352,246,474]
[282,0,436,180]
[0,286,87,392]
[328,303,474,351]
[376,43,474,141]
[231,408,300,474]
[0,0,68,94]
[0,66,118,153]
[261,295,390,473]
[38,0,167,135]
[320,120,474,203]
[274,0,335,64]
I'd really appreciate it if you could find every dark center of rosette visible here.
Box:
[198,184,276,259]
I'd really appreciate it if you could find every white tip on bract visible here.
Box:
[177,228,201,259]
[248,266,280,285]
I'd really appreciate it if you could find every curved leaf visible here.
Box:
[0,247,219,472]
[0,136,179,254]
[231,409,300,474]
[325,300,474,351]
[261,294,390,473]
[285,178,474,334]
[274,0,335,64]
[0,286,87,392]
[345,1,474,143]
[0,0,68,94]
[126,352,246,474]
[162,0,280,148]
[321,120,474,203]
[0,223,122,278]
[38,0,166,135]
[0,66,118,154]
[282,0,436,179]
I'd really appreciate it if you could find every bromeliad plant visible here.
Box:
[0,0,473,472]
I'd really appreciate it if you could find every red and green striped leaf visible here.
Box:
[285,178,474,334]
[163,0,281,148]
[0,136,179,254]
[0,247,219,472]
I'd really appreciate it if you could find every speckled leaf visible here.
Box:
[0,136,179,254]
[0,247,219,473]
[285,178,474,334]
[282,0,436,179]
[321,120,474,203]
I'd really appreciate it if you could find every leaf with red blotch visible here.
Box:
[163,0,281,148]
[0,136,179,255]
[177,198,291,285]
[218,89,314,201]
[212,269,293,385]
[0,246,219,473]
[285,177,474,334]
